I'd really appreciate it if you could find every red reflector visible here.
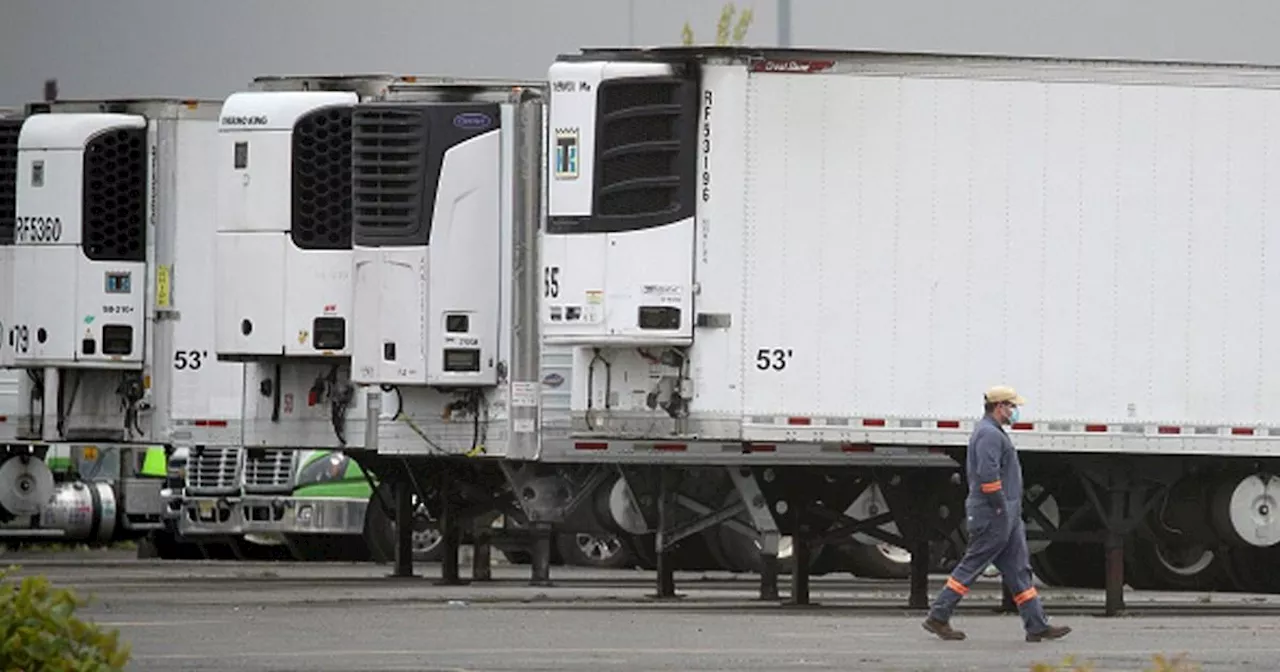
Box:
[928,447,945,454]
[307,390,319,407]
[787,417,811,426]
[862,418,886,427]
[1158,426,1181,435]
[1011,422,1033,431]
[1085,424,1107,433]
[841,443,874,452]
[574,442,608,451]
[0,415,7,422]
[749,443,777,453]
[1233,427,1255,436]
[193,420,228,427]
[654,443,687,452]
[937,420,960,429]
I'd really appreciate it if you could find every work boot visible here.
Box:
[922,617,966,641]
[1025,624,1072,642]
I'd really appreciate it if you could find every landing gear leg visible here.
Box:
[909,540,931,610]
[788,502,812,607]
[393,478,415,578]
[651,467,679,600]
[472,518,493,582]
[759,531,781,601]
[435,470,468,586]
[530,522,553,587]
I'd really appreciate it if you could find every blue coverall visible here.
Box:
[928,414,1051,634]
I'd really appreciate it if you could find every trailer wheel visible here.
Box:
[362,481,444,564]
[836,541,913,580]
[1030,540,1105,588]
[626,533,658,570]
[556,531,634,569]
[1220,544,1280,593]
[1124,536,1223,591]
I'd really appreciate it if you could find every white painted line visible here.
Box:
[96,620,230,627]
[133,644,1280,661]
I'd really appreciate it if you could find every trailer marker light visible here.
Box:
[575,442,607,451]
[937,420,960,429]
[193,420,228,427]
[1232,427,1255,436]
[862,418,886,427]
[787,417,811,426]
[749,443,777,453]
[841,443,873,452]
[1157,426,1181,435]
[1085,424,1107,433]
[654,443,687,452]
[1012,422,1033,431]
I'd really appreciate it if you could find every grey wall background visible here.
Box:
[3,0,1280,106]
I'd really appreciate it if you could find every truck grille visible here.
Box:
[593,76,696,218]
[291,105,353,251]
[81,127,147,262]
[186,446,241,493]
[243,449,297,493]
[351,106,429,246]
[0,118,19,245]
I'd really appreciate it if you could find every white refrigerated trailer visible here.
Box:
[0,97,233,554]
[525,45,1280,612]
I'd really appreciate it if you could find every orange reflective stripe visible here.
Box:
[980,480,1003,493]
[1013,587,1038,605]
[945,576,969,595]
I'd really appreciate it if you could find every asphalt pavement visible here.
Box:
[5,547,1279,671]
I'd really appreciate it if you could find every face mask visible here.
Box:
[1008,406,1020,423]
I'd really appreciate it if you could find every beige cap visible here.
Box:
[984,385,1026,405]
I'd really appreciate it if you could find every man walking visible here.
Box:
[922,385,1071,643]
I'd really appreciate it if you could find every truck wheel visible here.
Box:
[229,536,293,561]
[136,530,203,560]
[197,541,239,560]
[556,531,634,569]
[285,534,370,562]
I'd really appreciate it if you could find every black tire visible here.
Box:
[362,482,444,564]
[1124,536,1224,591]
[837,541,912,579]
[501,550,532,564]
[196,541,239,560]
[1220,545,1280,593]
[1031,540,1105,588]
[137,530,204,560]
[229,536,293,561]
[285,533,370,562]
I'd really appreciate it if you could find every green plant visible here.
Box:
[1031,654,1200,672]
[0,565,131,671]
[1031,655,1094,672]
[680,2,755,46]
